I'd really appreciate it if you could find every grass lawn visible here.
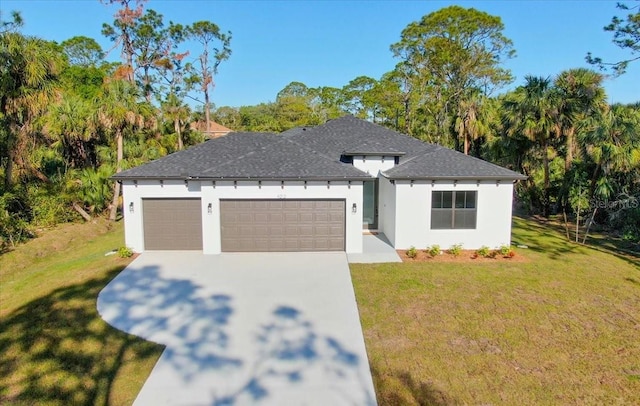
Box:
[351,216,640,405]
[0,220,163,405]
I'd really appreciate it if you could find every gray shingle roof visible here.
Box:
[288,115,431,160]
[114,115,526,181]
[383,146,527,180]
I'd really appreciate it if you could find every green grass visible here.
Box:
[351,216,640,405]
[2,216,638,405]
[0,219,163,405]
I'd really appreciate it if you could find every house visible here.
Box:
[190,120,233,139]
[114,115,526,254]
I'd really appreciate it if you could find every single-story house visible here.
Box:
[114,115,526,254]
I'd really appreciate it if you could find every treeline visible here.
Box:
[1,2,639,251]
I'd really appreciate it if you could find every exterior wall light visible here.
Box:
[129,202,134,213]
[352,203,357,213]
[207,203,213,214]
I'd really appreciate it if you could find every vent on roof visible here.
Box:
[340,155,354,164]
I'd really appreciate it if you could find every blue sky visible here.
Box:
[3,0,639,107]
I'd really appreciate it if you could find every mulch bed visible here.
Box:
[397,249,528,263]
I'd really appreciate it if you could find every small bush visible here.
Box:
[499,244,512,256]
[488,250,499,259]
[476,246,491,258]
[117,246,133,258]
[406,246,418,259]
[427,244,441,257]
[448,243,463,257]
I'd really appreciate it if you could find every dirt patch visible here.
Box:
[397,249,528,263]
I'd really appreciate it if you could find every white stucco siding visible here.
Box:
[201,181,363,254]
[378,176,397,245]
[121,180,203,252]
[123,180,362,254]
[352,156,396,176]
[393,180,515,250]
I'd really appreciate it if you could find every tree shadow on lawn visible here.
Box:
[0,267,163,405]
[513,215,640,268]
[370,365,454,405]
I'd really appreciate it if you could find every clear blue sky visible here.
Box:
[3,0,639,107]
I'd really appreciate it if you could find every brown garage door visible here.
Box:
[220,199,345,252]
[143,198,203,250]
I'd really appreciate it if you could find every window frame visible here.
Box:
[430,190,477,230]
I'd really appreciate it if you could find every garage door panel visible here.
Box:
[143,198,202,250]
[220,199,345,252]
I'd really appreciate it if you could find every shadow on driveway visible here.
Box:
[98,253,377,405]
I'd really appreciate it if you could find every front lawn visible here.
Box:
[0,220,163,405]
[351,216,640,405]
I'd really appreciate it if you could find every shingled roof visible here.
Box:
[114,115,526,181]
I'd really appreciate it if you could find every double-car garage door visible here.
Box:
[220,199,345,252]
[142,198,345,252]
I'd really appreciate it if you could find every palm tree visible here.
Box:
[580,104,640,200]
[43,95,98,168]
[455,90,490,156]
[161,92,190,150]
[554,68,607,172]
[0,32,65,189]
[503,76,559,217]
[96,79,154,221]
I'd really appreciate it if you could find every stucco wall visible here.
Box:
[377,176,397,245]
[352,156,396,176]
[392,180,515,250]
[122,180,363,254]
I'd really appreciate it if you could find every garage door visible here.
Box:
[220,199,345,252]
[142,198,203,250]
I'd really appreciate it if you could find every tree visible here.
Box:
[554,68,607,171]
[503,76,558,217]
[101,0,147,83]
[0,31,65,189]
[186,21,231,135]
[390,6,515,148]
[43,95,99,169]
[581,103,640,200]
[0,10,23,34]
[96,79,153,220]
[586,1,640,75]
[341,76,377,119]
[60,36,105,67]
[131,9,170,101]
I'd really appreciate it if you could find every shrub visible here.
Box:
[476,245,491,258]
[406,246,418,259]
[427,244,441,257]
[499,244,512,256]
[117,246,133,258]
[448,243,463,257]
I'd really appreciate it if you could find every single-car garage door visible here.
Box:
[143,198,203,250]
[220,199,345,252]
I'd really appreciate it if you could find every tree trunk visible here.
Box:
[4,147,14,190]
[109,130,124,221]
[565,127,575,172]
[175,117,183,150]
[543,141,550,217]
[204,88,211,138]
[73,202,93,222]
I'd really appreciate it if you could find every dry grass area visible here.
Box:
[352,217,640,405]
[0,219,163,405]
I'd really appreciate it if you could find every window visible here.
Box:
[431,191,477,229]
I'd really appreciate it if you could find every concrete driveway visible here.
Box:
[97,252,377,405]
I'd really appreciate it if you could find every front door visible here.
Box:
[363,179,378,230]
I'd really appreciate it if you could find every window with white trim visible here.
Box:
[431,191,477,229]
